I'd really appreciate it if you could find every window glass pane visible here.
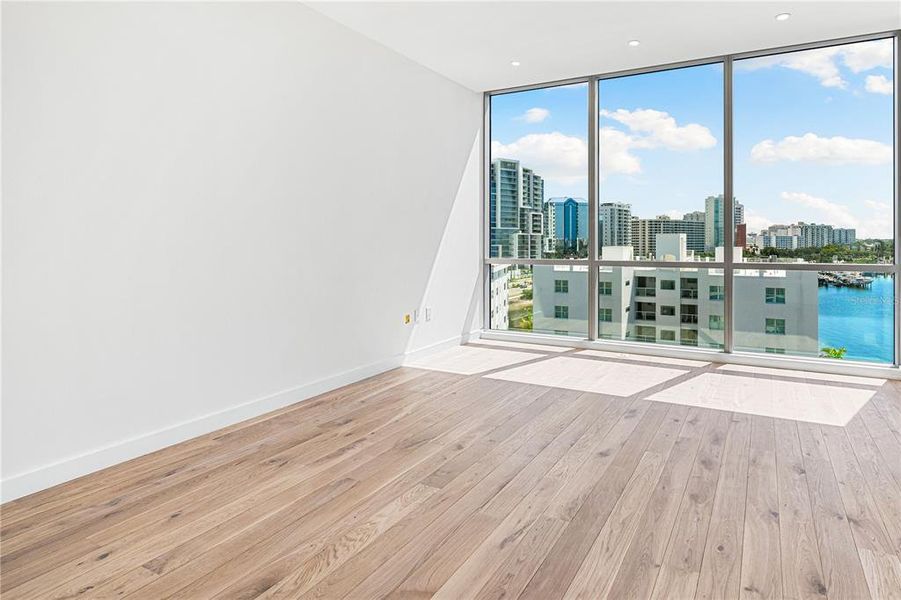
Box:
[733,268,894,363]
[598,64,724,261]
[489,83,588,259]
[734,38,895,264]
[599,266,725,349]
[489,264,588,338]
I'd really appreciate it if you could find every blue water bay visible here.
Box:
[818,275,894,364]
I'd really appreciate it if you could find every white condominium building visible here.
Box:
[532,234,818,355]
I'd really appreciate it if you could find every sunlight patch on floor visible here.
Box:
[647,372,874,426]
[405,345,543,375]
[484,356,686,397]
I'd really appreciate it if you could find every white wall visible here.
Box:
[1,2,483,501]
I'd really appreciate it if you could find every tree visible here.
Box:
[820,346,847,359]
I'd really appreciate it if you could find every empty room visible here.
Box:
[3,1,901,598]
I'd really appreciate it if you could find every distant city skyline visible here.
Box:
[490,37,894,239]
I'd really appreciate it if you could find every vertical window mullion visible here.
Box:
[723,56,735,354]
[894,31,900,367]
[482,92,491,331]
[588,77,599,341]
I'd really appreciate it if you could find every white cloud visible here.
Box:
[865,74,893,95]
[841,39,893,73]
[598,128,641,176]
[492,109,716,183]
[518,107,550,123]
[600,108,716,151]
[491,132,587,184]
[781,191,891,239]
[750,133,891,165]
[740,38,892,89]
[781,191,857,228]
[594,108,716,178]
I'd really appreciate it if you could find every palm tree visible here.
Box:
[820,346,847,359]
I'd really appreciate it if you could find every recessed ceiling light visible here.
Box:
[510,60,521,67]
[775,12,791,21]
[628,40,641,47]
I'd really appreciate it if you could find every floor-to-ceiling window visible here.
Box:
[486,32,899,368]
[733,38,896,363]
[488,82,589,337]
[596,63,725,349]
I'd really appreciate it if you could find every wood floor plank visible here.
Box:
[695,412,752,600]
[648,409,731,600]
[517,401,672,600]
[844,415,901,556]
[821,423,901,599]
[797,421,873,600]
[336,390,597,600]
[740,415,783,600]
[773,419,827,600]
[385,395,620,600]
[2,354,899,600]
[431,398,649,600]
[605,406,711,600]
[472,515,567,600]
[282,387,590,600]
[562,405,691,599]
[252,393,615,600]
[858,401,901,490]
[871,382,901,446]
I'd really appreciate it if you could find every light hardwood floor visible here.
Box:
[3,343,901,599]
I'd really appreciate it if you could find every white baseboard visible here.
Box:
[1,332,476,503]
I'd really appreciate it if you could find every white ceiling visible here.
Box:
[306,1,900,91]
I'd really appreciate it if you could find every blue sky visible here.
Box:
[491,37,894,239]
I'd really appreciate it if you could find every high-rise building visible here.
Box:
[761,233,800,249]
[489,265,511,330]
[683,211,705,223]
[703,195,744,251]
[598,202,632,249]
[488,158,545,258]
[545,197,588,252]
[631,215,705,259]
[832,228,857,246]
[735,223,747,247]
[800,223,834,249]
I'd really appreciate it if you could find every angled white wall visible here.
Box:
[1,2,482,501]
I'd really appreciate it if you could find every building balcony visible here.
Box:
[635,311,656,321]
[635,287,657,297]
[680,290,698,299]
[680,314,698,324]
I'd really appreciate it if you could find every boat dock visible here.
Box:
[818,272,873,288]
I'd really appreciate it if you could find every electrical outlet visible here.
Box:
[425,307,432,321]
[413,309,420,324]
